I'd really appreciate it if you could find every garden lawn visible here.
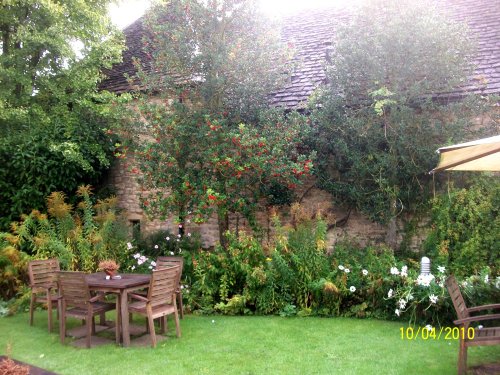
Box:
[1,312,499,375]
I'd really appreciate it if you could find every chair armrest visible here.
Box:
[129,293,149,302]
[89,294,107,303]
[467,304,500,313]
[454,313,500,325]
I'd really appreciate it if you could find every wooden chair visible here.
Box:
[156,256,184,318]
[128,266,181,347]
[57,271,115,348]
[445,275,500,375]
[28,259,60,332]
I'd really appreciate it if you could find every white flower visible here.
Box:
[166,236,170,241]
[362,269,368,276]
[131,265,135,270]
[349,286,356,292]
[187,232,192,237]
[395,309,400,316]
[407,293,414,301]
[211,319,215,324]
[437,266,446,274]
[127,242,133,249]
[345,268,350,274]
[177,234,182,238]
[484,275,489,284]
[154,244,159,249]
[462,281,468,287]
[338,265,345,271]
[400,266,408,277]
[133,253,140,259]
[179,249,183,253]
[187,219,191,223]
[178,224,183,228]
[388,289,393,298]
[138,259,144,265]
[390,267,400,275]
[177,239,180,242]
[417,274,435,287]
[478,325,483,329]
[170,251,174,255]
[398,299,406,309]
[151,261,156,267]
[180,285,184,289]
[148,265,153,269]
[425,324,433,331]
[429,294,438,304]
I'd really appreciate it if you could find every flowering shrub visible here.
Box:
[181,213,498,325]
[385,265,451,326]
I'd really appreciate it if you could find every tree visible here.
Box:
[309,0,494,224]
[0,0,126,229]
[121,0,313,246]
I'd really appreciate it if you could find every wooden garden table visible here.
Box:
[86,272,150,347]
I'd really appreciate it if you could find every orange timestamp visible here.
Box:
[400,326,475,340]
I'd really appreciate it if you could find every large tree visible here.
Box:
[0,0,125,229]
[121,0,313,246]
[310,0,496,225]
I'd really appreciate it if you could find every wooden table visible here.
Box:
[86,273,150,347]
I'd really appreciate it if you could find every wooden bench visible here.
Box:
[445,275,500,374]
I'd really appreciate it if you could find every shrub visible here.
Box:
[423,179,500,277]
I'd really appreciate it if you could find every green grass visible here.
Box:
[1,312,499,374]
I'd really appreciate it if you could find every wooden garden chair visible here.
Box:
[128,266,181,347]
[445,275,500,375]
[156,256,185,318]
[28,259,60,332]
[57,271,115,348]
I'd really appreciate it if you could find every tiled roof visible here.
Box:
[100,0,500,108]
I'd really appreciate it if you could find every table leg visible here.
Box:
[120,290,130,347]
[115,294,121,344]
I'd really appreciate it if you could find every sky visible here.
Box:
[108,0,353,29]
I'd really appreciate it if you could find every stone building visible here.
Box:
[100,0,500,249]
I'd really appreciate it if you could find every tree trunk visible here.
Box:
[217,211,229,249]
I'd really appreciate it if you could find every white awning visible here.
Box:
[430,135,500,173]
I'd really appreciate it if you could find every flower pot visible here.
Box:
[105,270,116,277]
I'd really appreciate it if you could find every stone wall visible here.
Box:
[108,159,425,250]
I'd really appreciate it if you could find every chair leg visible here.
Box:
[178,292,184,319]
[47,292,53,333]
[59,301,66,344]
[173,309,181,338]
[29,293,36,326]
[160,316,166,334]
[458,339,467,375]
[147,313,156,348]
[99,312,106,326]
[86,318,92,349]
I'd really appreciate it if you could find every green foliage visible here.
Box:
[0,235,29,301]
[0,186,130,279]
[309,0,495,223]
[0,0,127,229]
[119,0,313,246]
[424,180,500,277]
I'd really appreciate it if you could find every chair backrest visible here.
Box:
[147,266,180,308]
[58,271,92,308]
[445,275,470,320]
[156,256,184,286]
[28,259,60,291]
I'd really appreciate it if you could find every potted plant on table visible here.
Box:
[98,260,120,278]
